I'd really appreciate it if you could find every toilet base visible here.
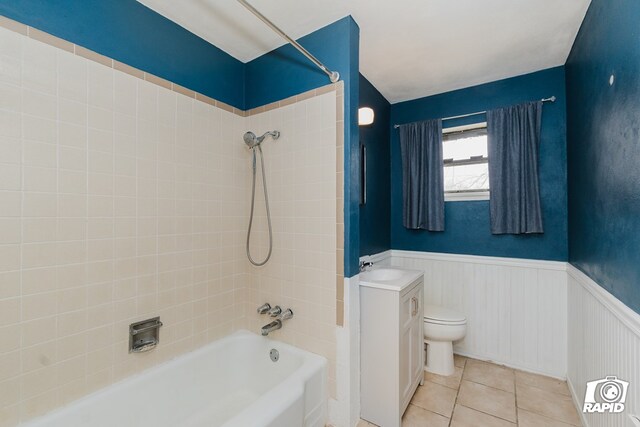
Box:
[424,339,455,376]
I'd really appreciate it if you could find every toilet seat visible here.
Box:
[424,305,466,325]
[424,317,466,326]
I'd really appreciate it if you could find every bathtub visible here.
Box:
[24,330,327,427]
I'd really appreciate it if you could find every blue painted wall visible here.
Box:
[359,74,391,256]
[566,0,640,313]
[0,0,245,109]
[246,17,351,109]
[390,67,568,261]
[343,19,361,278]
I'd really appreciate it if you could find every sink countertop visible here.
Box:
[359,267,424,292]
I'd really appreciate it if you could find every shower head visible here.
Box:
[243,130,280,148]
[243,131,259,148]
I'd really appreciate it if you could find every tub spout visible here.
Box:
[261,319,282,336]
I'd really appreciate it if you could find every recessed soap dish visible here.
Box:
[129,317,163,353]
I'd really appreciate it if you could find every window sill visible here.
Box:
[445,191,490,202]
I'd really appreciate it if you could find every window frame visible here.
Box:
[442,122,490,202]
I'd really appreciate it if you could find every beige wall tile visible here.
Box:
[0,325,20,354]
[20,316,56,347]
[0,298,19,326]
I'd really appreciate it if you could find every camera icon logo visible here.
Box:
[583,376,629,413]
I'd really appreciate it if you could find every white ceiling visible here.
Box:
[137,0,591,104]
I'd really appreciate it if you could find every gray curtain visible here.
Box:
[399,119,444,231]
[487,101,544,234]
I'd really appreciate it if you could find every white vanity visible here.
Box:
[360,267,424,427]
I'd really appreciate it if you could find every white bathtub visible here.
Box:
[24,330,327,427]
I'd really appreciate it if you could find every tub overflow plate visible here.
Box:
[270,348,279,362]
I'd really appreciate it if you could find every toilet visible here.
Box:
[423,305,467,376]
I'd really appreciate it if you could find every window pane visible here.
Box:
[444,163,489,192]
[442,134,487,161]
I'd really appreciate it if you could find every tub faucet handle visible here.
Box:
[280,309,294,321]
[257,303,271,314]
[268,305,282,317]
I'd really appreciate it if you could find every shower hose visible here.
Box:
[246,145,273,266]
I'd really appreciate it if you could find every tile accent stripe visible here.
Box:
[0,14,340,117]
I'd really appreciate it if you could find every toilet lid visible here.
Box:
[424,305,466,323]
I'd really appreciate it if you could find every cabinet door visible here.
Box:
[400,284,423,407]
[410,285,424,384]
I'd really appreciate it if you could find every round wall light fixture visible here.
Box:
[358,107,375,126]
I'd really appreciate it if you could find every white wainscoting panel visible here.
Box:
[382,250,568,378]
[567,265,640,427]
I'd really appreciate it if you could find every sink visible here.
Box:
[364,268,404,281]
[360,266,424,292]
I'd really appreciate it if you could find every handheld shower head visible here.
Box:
[243,131,259,148]
[243,130,280,149]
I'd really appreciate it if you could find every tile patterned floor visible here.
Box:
[358,355,582,427]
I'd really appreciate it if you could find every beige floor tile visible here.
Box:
[516,383,581,426]
[457,380,517,422]
[515,370,571,397]
[356,420,376,427]
[402,404,450,427]
[424,365,464,390]
[454,354,468,368]
[463,359,515,392]
[518,408,580,427]
[451,404,516,427]
[410,380,458,418]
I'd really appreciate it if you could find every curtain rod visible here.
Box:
[236,0,340,83]
[393,96,556,129]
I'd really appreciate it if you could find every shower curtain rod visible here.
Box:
[236,0,340,83]
[393,96,556,129]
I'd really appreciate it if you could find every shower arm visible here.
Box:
[236,0,340,83]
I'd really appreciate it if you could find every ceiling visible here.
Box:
[137,0,591,104]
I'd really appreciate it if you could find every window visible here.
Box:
[443,122,489,201]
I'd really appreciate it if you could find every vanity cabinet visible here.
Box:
[360,271,424,427]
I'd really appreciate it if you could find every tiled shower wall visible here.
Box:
[0,25,252,425]
[243,91,339,397]
[0,20,341,426]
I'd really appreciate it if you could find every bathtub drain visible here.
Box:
[270,349,279,362]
